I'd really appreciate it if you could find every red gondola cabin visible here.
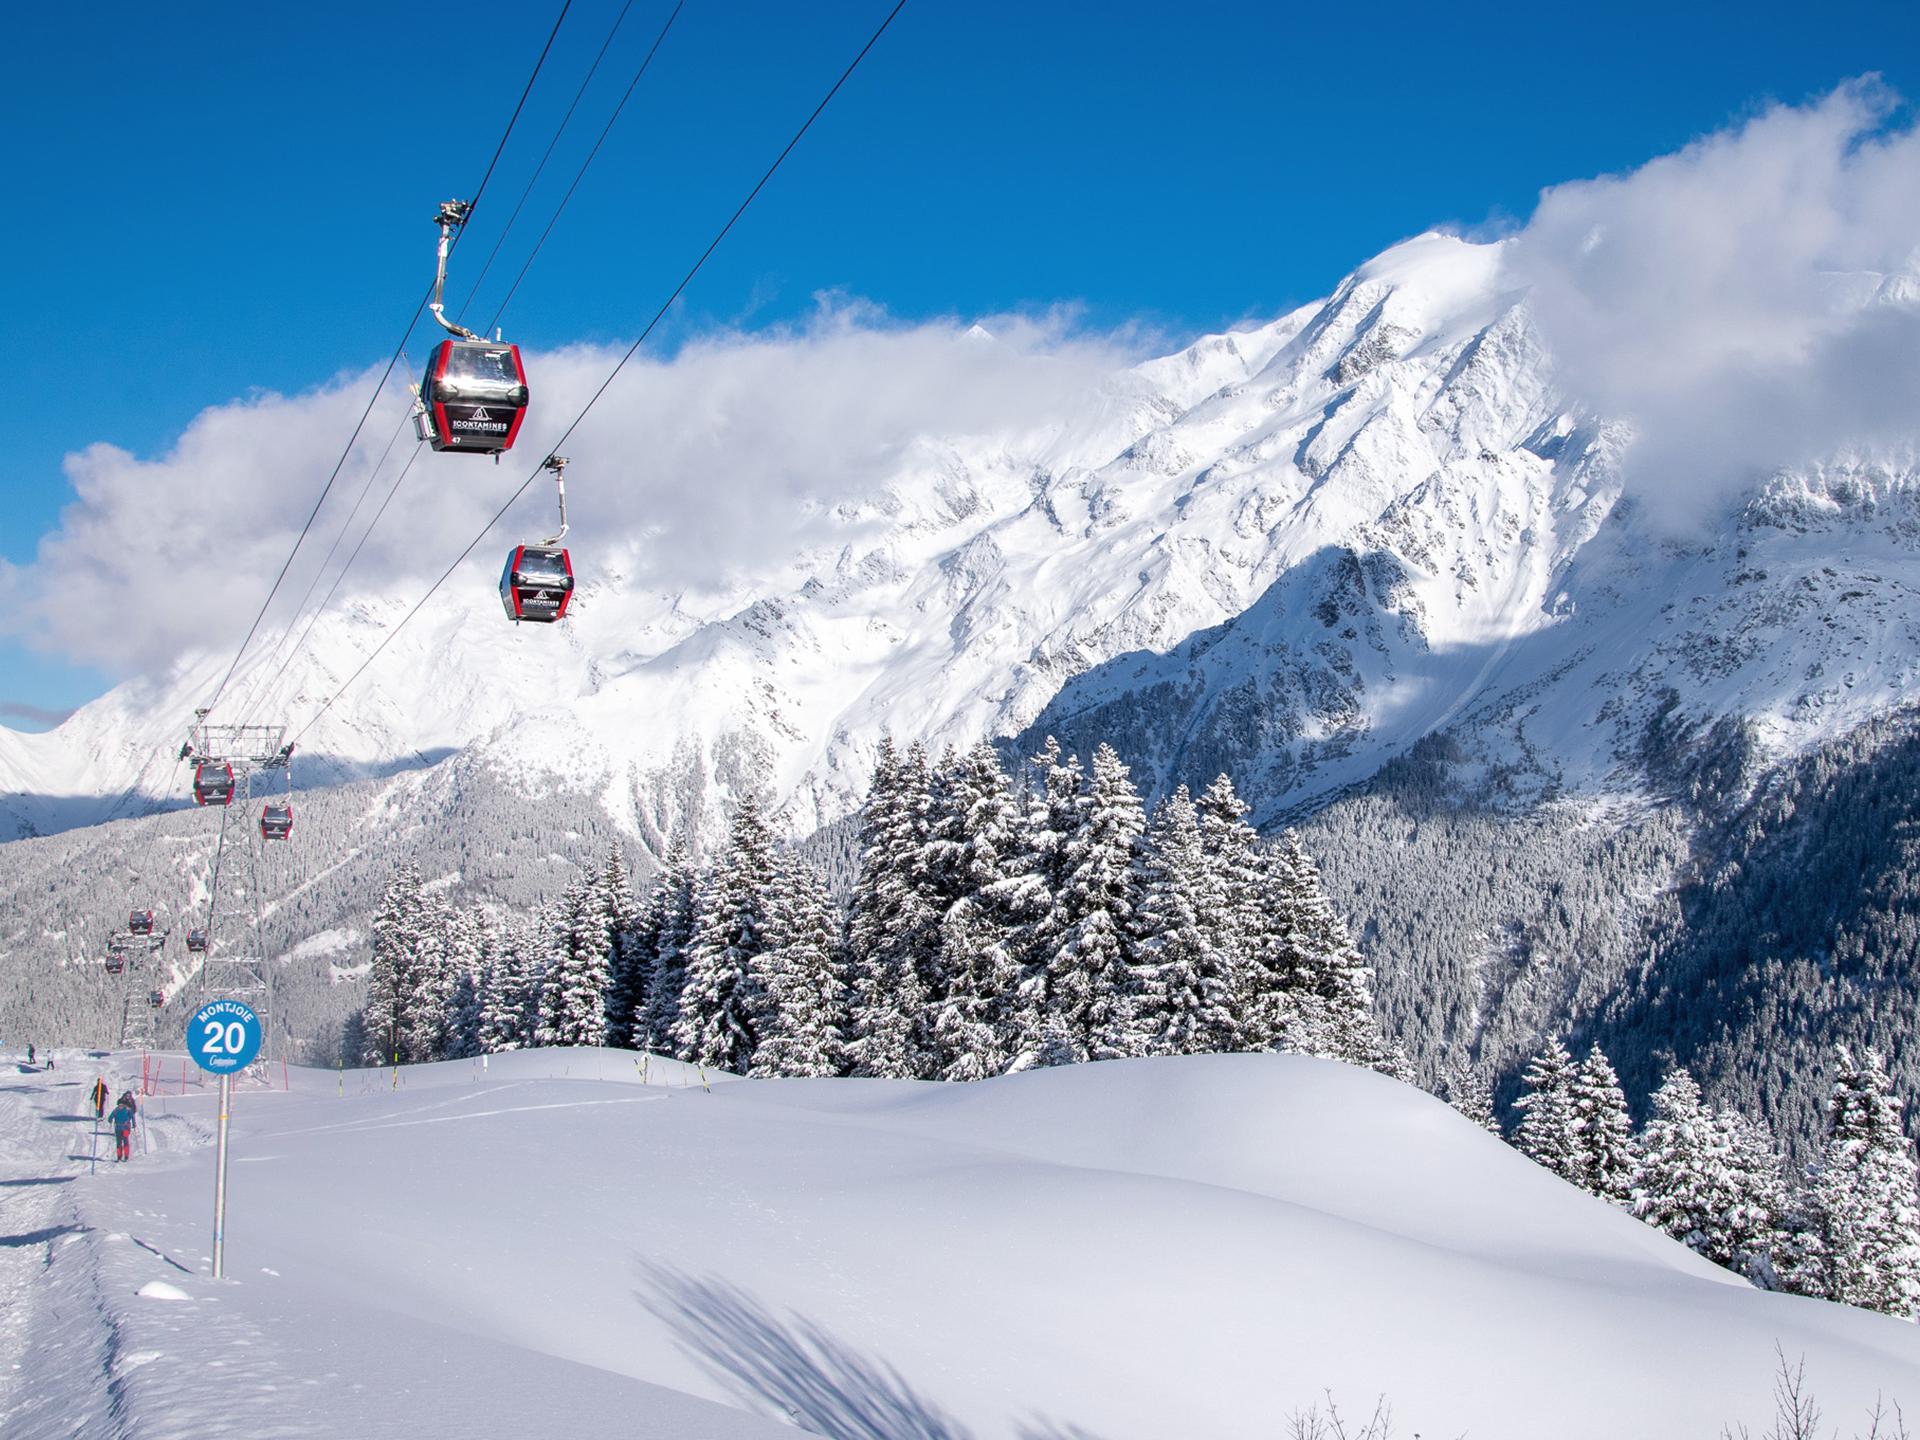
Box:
[147,990,166,1009]
[193,762,235,807]
[499,545,574,623]
[186,928,208,953]
[415,340,529,455]
[104,954,125,975]
[260,803,294,841]
[128,909,154,935]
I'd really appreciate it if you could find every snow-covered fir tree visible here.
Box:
[844,738,933,1078]
[1571,1045,1635,1205]
[1002,738,1086,1067]
[1262,831,1408,1078]
[1785,1048,1920,1317]
[1194,774,1269,1042]
[539,878,613,1048]
[749,850,847,1079]
[594,847,645,1049]
[362,863,434,1064]
[923,742,1027,1080]
[1721,1109,1791,1290]
[1442,1061,1502,1134]
[1513,1037,1586,1186]
[1632,1067,1781,1283]
[440,905,488,1061]
[477,917,542,1053]
[1046,743,1145,1064]
[673,800,778,1073]
[1131,785,1233,1058]
[640,839,698,1056]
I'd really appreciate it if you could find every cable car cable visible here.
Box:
[242,440,427,725]
[481,0,687,339]
[231,378,418,726]
[197,0,576,719]
[231,2,688,700]
[454,0,646,328]
[286,0,910,749]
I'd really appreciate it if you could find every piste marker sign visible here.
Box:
[186,999,262,1075]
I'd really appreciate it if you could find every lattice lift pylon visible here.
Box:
[182,711,290,1065]
[111,932,170,1051]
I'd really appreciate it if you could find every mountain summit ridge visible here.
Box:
[6,231,1919,855]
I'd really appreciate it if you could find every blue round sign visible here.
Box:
[186,999,262,1074]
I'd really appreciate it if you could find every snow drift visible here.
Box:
[6,1049,1917,1438]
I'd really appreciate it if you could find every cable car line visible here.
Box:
[284,0,911,749]
[454,0,647,329]
[227,1,690,706]
[239,440,427,729]
[230,378,419,727]
[196,0,576,719]
[481,0,688,340]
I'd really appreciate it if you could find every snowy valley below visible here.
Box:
[6,1048,1918,1440]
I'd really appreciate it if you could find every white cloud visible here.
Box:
[1504,78,1920,528]
[0,303,1131,675]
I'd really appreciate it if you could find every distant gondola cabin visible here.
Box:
[499,545,574,623]
[193,762,235,807]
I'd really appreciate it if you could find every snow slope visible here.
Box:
[5,1048,1917,1438]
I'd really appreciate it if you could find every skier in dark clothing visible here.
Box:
[26,1044,34,1066]
[109,1099,136,1162]
[90,1078,109,1118]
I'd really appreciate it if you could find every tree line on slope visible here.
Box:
[342,737,1410,1084]
[1497,1036,1920,1321]
[337,731,1920,1326]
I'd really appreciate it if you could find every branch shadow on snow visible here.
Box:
[0,1175,75,1187]
[0,1223,86,1248]
[131,1235,194,1274]
[636,1263,973,1440]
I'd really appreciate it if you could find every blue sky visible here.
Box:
[4,0,1917,724]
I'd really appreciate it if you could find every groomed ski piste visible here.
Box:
[4,1049,1917,1439]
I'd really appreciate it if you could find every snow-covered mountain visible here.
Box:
[8,231,1920,856]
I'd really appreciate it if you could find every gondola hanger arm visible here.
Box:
[430,200,484,341]
[541,454,569,545]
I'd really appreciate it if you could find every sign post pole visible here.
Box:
[186,998,261,1282]
[212,1072,232,1278]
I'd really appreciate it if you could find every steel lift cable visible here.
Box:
[234,1,672,712]
[231,373,419,727]
[198,0,576,719]
[454,0,646,327]
[244,439,427,722]
[286,0,911,749]
[481,0,687,339]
